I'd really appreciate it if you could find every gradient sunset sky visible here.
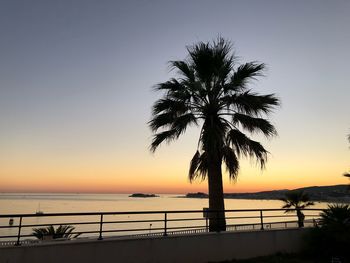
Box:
[0,0,349,194]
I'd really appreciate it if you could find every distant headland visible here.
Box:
[186,192,208,198]
[129,193,159,198]
[184,184,350,203]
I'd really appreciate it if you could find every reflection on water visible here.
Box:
[0,194,329,241]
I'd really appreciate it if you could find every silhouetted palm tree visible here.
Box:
[150,38,280,231]
[319,204,350,229]
[32,225,80,240]
[280,191,314,227]
[305,204,350,259]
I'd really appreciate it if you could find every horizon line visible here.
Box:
[0,183,347,195]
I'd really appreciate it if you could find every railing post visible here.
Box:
[163,212,167,236]
[16,216,22,246]
[260,210,264,230]
[205,217,208,232]
[98,214,103,240]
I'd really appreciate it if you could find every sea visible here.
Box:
[0,193,330,242]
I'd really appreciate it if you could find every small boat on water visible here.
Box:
[36,203,44,215]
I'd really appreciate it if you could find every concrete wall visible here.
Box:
[0,228,308,263]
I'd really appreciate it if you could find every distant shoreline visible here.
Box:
[180,194,349,203]
[182,184,350,203]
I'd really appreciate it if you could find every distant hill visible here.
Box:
[129,193,159,198]
[186,184,350,202]
[186,192,208,198]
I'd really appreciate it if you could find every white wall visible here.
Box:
[0,228,308,263]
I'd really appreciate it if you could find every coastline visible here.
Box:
[182,184,350,203]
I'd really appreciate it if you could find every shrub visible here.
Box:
[32,225,80,240]
[304,204,350,261]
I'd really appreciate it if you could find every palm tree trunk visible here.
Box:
[297,210,305,228]
[207,159,226,232]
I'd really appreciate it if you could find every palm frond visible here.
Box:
[188,151,209,182]
[281,203,294,213]
[226,129,268,168]
[149,112,176,132]
[226,62,265,92]
[222,91,280,116]
[233,113,277,137]
[56,225,74,238]
[169,60,195,82]
[156,79,193,102]
[150,129,178,152]
[172,113,198,135]
[222,145,239,180]
[304,201,315,207]
[247,140,268,168]
[152,98,188,115]
[154,79,184,92]
[189,151,201,182]
[282,203,292,209]
[32,228,48,239]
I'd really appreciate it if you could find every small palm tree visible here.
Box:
[150,37,280,232]
[319,204,350,229]
[305,204,350,259]
[280,191,314,227]
[32,225,80,240]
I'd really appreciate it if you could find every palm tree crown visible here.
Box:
[149,38,280,231]
[281,191,314,210]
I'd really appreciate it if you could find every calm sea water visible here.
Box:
[0,194,329,241]
[0,193,330,213]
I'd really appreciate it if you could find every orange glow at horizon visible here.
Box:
[1,152,348,194]
[1,122,349,194]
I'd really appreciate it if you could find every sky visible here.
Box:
[0,0,349,194]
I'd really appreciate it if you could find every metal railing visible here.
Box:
[0,208,323,246]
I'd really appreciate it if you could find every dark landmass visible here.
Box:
[186,192,208,198]
[185,184,350,202]
[129,193,159,198]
